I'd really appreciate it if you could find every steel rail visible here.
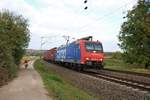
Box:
[83,71,150,92]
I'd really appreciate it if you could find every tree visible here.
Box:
[118,0,150,68]
[0,10,30,65]
[0,10,30,80]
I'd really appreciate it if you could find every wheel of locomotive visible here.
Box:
[77,64,84,71]
[55,61,58,65]
[64,62,68,67]
[71,63,76,70]
[68,63,72,68]
[70,63,73,69]
[98,63,104,70]
[73,64,78,71]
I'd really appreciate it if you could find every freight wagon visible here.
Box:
[43,47,57,62]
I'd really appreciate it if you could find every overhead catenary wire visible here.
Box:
[40,34,63,49]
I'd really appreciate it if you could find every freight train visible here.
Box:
[43,36,104,70]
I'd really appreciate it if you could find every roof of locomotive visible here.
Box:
[75,36,102,44]
[73,39,102,44]
[57,36,102,49]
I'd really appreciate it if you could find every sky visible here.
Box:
[0,0,138,52]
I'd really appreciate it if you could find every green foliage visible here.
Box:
[0,44,17,79]
[0,10,30,82]
[105,58,150,74]
[0,10,30,65]
[112,51,123,60]
[34,60,94,100]
[105,58,128,67]
[118,0,150,68]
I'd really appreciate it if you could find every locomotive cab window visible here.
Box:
[85,42,103,52]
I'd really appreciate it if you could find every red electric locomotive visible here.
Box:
[78,36,104,69]
[44,36,104,70]
[55,36,104,70]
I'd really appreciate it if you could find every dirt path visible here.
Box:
[0,61,52,100]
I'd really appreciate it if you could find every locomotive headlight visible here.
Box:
[100,58,103,61]
[86,57,89,60]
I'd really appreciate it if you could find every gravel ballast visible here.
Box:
[46,62,150,100]
[97,70,150,85]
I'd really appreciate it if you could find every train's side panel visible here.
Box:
[55,43,81,64]
[79,40,86,64]
[55,46,66,62]
[65,43,81,63]
[55,47,61,62]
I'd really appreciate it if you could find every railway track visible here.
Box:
[104,68,150,77]
[50,62,150,92]
[83,70,150,92]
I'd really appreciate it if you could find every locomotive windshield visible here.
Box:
[85,42,103,52]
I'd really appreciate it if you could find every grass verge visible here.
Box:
[34,59,94,100]
[105,58,150,74]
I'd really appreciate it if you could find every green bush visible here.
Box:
[0,42,17,83]
[0,10,30,84]
[112,51,123,60]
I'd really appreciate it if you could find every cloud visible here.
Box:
[0,0,137,51]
